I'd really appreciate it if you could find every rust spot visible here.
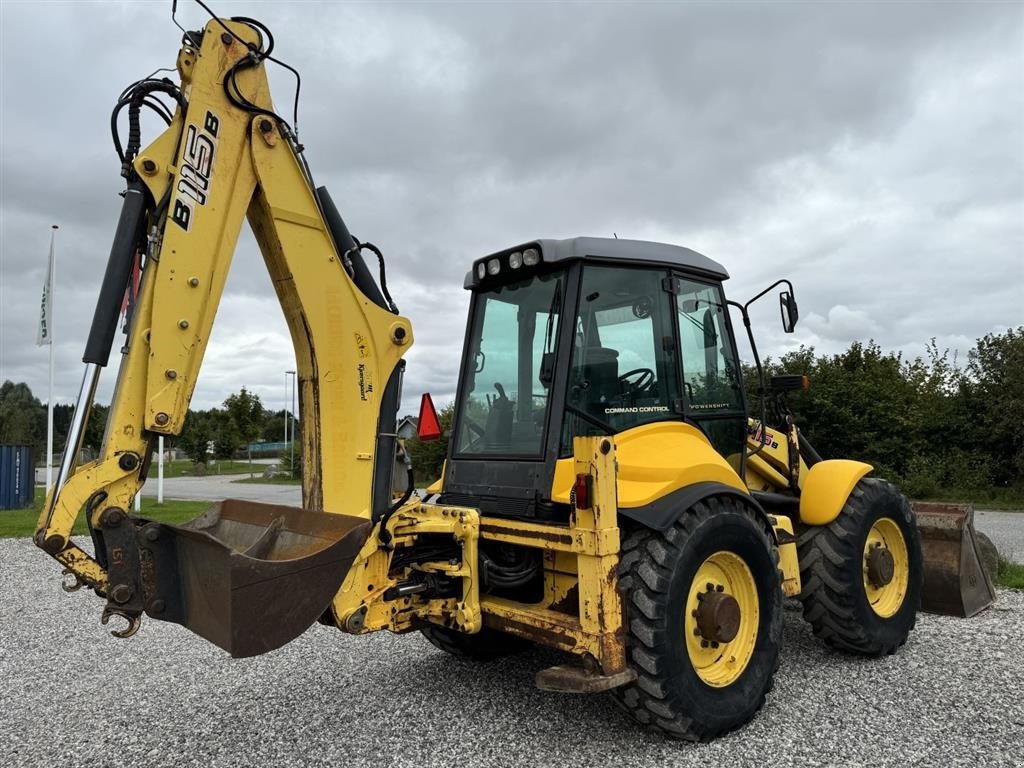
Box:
[549,584,580,615]
[482,614,578,650]
[480,523,573,547]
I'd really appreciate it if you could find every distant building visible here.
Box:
[397,416,419,440]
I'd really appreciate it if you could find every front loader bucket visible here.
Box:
[913,502,996,617]
[137,499,371,657]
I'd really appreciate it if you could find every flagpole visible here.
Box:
[46,225,58,491]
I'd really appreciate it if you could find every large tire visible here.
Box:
[798,477,922,656]
[420,625,529,661]
[612,495,783,741]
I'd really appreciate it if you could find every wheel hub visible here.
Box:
[866,544,895,588]
[695,587,741,643]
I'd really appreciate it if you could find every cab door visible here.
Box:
[671,275,748,471]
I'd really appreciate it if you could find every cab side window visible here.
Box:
[676,279,743,413]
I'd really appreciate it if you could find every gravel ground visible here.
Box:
[977,510,1024,564]
[1,539,1022,768]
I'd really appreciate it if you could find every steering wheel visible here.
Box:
[619,367,655,395]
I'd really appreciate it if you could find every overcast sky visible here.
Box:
[1,0,1021,421]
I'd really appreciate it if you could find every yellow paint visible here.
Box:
[743,418,809,492]
[684,551,759,688]
[551,422,747,506]
[799,460,872,525]
[331,501,481,635]
[771,515,802,597]
[863,517,909,618]
[37,19,412,590]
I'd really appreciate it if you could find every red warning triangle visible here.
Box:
[417,393,442,441]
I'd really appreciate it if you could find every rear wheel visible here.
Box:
[613,496,783,741]
[798,478,922,655]
[420,624,529,661]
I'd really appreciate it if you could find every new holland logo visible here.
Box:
[171,110,220,232]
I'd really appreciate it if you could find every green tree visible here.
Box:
[223,388,264,453]
[962,327,1024,486]
[210,410,241,460]
[404,402,455,484]
[0,381,46,455]
[178,410,215,465]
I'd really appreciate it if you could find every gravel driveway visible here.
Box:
[2,538,1021,768]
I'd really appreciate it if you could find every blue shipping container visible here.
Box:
[0,444,34,510]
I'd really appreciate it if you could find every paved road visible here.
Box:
[137,474,301,505]
[976,509,1024,564]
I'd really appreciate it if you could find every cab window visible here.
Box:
[676,279,743,413]
[561,266,677,453]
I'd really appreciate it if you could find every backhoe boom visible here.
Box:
[36,19,412,634]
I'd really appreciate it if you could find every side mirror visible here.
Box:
[780,290,799,333]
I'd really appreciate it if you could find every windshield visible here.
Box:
[454,269,564,456]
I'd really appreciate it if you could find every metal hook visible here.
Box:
[60,569,85,593]
[101,606,142,639]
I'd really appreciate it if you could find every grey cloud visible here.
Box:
[2,0,1021,420]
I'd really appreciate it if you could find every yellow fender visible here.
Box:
[799,459,873,525]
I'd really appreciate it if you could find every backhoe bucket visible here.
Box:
[913,502,996,617]
[137,499,372,657]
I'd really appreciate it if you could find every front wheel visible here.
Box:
[613,496,783,741]
[798,477,922,656]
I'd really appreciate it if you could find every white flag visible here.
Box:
[37,232,54,346]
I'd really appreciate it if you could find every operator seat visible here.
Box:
[581,347,620,413]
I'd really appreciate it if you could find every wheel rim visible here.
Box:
[863,517,909,618]
[684,551,759,688]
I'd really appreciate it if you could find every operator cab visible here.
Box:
[440,237,746,521]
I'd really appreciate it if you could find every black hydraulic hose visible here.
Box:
[83,182,148,366]
[797,429,823,466]
[356,240,399,314]
[377,461,415,549]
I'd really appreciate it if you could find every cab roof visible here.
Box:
[536,237,729,279]
[465,237,729,289]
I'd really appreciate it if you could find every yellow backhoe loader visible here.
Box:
[34,5,993,741]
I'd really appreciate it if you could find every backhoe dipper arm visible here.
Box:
[35,20,412,606]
